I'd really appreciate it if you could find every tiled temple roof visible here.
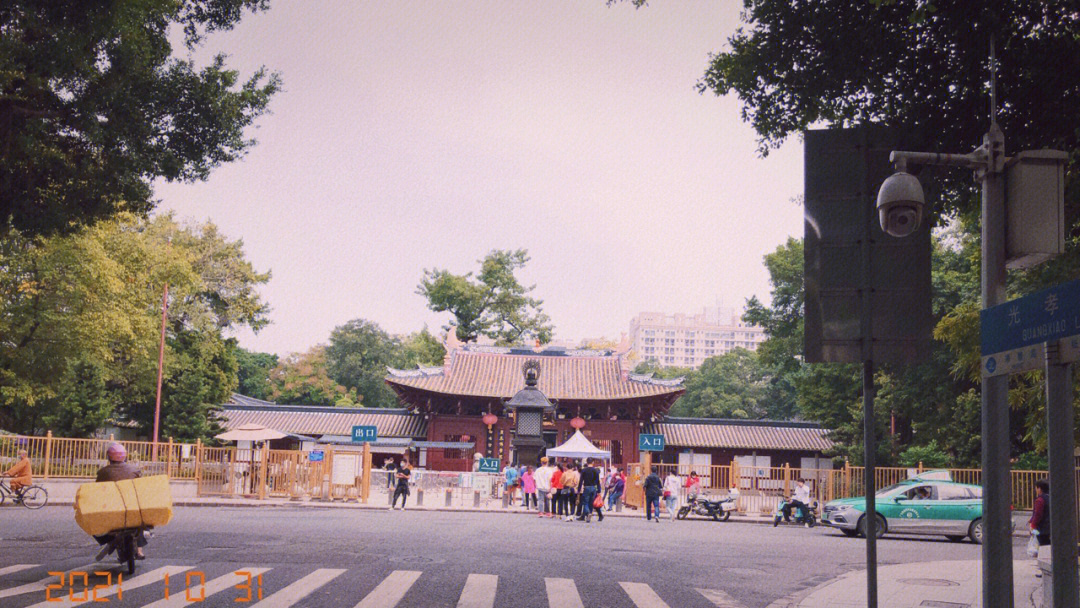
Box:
[221,402,427,438]
[385,347,684,401]
[645,418,833,452]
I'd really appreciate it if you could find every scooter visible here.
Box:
[676,495,737,521]
[773,497,818,527]
[103,527,150,574]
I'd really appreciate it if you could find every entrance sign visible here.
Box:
[639,434,665,452]
[477,457,500,473]
[351,425,378,443]
[980,278,1080,377]
[309,450,324,462]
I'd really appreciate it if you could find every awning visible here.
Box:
[546,430,611,459]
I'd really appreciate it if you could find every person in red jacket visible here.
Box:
[1030,479,1051,545]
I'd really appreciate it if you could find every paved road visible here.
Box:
[0,506,1026,608]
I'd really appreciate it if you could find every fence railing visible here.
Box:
[0,432,201,480]
[624,461,1060,513]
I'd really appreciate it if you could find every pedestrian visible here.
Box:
[391,458,411,510]
[685,471,702,500]
[578,458,603,523]
[535,457,554,517]
[504,463,519,505]
[1030,478,1051,576]
[606,468,625,511]
[550,463,565,519]
[383,457,397,490]
[663,470,682,521]
[643,468,663,523]
[521,466,537,510]
[560,464,580,522]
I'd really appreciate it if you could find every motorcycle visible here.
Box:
[676,495,737,521]
[104,527,150,575]
[773,497,818,527]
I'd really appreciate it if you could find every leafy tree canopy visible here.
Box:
[418,249,554,345]
[1,0,280,236]
[233,346,278,401]
[269,346,358,408]
[324,319,402,409]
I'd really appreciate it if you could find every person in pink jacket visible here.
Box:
[521,466,537,510]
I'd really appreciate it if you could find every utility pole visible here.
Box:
[152,281,169,461]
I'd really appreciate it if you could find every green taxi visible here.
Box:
[821,475,986,544]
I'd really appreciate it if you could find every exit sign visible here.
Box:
[351,425,378,443]
[639,434,665,452]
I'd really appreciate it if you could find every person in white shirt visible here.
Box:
[662,471,682,521]
[534,457,555,518]
[783,479,813,523]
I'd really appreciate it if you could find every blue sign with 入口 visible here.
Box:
[639,434,665,452]
[477,457,500,473]
[351,425,378,443]
[309,450,324,462]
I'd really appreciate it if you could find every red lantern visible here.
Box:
[570,417,586,429]
[482,413,498,427]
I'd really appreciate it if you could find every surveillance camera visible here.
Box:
[876,171,925,238]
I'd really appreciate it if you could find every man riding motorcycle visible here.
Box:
[779,479,813,525]
[94,443,147,561]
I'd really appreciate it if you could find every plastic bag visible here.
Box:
[1026,534,1040,558]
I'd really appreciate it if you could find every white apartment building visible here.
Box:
[629,306,767,369]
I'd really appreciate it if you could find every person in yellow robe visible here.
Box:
[3,450,33,496]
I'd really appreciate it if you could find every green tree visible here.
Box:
[898,440,951,469]
[671,349,770,419]
[324,319,402,409]
[632,361,693,381]
[269,346,358,407]
[41,357,112,438]
[1,0,281,236]
[159,330,237,442]
[233,346,278,400]
[395,327,446,369]
[418,249,554,345]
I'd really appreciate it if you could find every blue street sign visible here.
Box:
[309,450,324,462]
[477,457,500,473]
[981,278,1080,376]
[638,434,665,452]
[351,425,378,443]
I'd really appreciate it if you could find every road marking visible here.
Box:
[353,570,422,608]
[141,566,271,608]
[457,573,498,608]
[697,588,747,608]
[544,577,585,608]
[25,565,192,608]
[620,582,671,608]
[0,563,98,599]
[0,564,37,577]
[254,568,346,608]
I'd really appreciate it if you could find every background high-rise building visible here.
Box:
[629,305,766,369]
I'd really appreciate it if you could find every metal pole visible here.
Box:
[1045,341,1079,608]
[152,282,169,461]
[863,360,878,608]
[980,122,1013,607]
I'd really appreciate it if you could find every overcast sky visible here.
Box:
[155,1,805,357]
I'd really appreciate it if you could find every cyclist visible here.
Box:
[94,443,146,561]
[2,449,33,502]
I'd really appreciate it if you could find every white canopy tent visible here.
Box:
[545,430,611,460]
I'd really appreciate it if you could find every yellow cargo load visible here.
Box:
[74,475,174,536]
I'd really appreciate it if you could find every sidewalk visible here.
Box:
[768,560,1042,608]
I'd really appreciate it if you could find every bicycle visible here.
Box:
[0,475,49,509]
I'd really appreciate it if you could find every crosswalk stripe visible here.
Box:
[25,565,192,608]
[0,563,98,600]
[353,570,421,608]
[456,573,497,608]
[620,582,671,608]
[141,566,271,608]
[0,564,37,577]
[544,577,584,608]
[697,588,747,608]
[253,568,346,608]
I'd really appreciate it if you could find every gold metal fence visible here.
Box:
[625,461,1060,511]
[0,432,201,480]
